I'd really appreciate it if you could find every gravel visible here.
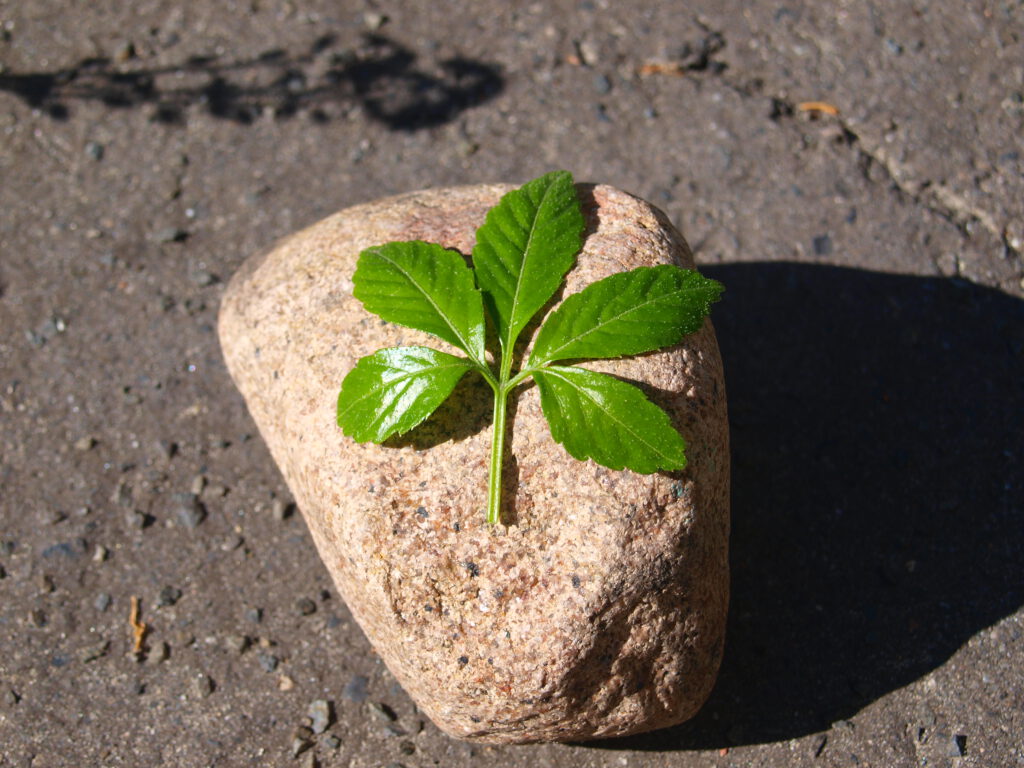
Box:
[146,641,169,665]
[173,493,207,529]
[308,699,332,734]
[157,586,182,607]
[368,701,397,722]
[322,734,341,750]
[290,726,314,757]
[271,498,294,521]
[224,634,250,654]
[257,652,279,672]
[190,674,214,698]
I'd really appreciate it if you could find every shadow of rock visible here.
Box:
[0,33,503,130]
[599,262,1024,749]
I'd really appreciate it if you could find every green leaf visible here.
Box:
[472,170,585,355]
[533,366,686,473]
[528,266,723,366]
[353,241,486,363]
[337,346,475,443]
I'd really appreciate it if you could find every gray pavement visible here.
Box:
[1,2,1021,766]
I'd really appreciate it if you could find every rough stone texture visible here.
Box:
[218,183,730,743]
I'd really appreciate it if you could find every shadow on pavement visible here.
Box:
[0,33,503,130]
[601,262,1024,750]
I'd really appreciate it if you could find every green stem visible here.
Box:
[486,383,509,525]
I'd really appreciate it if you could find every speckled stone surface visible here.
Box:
[218,183,730,744]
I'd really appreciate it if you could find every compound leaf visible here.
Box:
[529,265,723,366]
[533,365,686,473]
[337,346,475,443]
[353,241,486,363]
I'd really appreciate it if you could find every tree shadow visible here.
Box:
[0,33,503,130]
[598,262,1024,750]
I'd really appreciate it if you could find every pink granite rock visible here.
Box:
[218,183,729,743]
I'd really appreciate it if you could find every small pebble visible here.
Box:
[384,723,408,737]
[577,38,599,65]
[245,607,263,624]
[224,634,250,654]
[38,509,66,526]
[271,498,293,521]
[110,481,132,507]
[295,597,317,616]
[278,675,295,691]
[156,439,178,458]
[94,592,112,611]
[114,41,135,62]
[368,701,397,722]
[157,585,182,607]
[812,234,833,256]
[190,474,206,495]
[38,574,55,593]
[811,733,827,758]
[363,11,388,29]
[79,640,110,663]
[205,483,228,498]
[190,674,214,697]
[126,510,154,529]
[170,629,195,648]
[399,740,415,755]
[593,74,612,94]
[322,733,341,750]
[308,698,332,734]
[298,752,317,768]
[257,652,280,672]
[290,726,314,757]
[28,608,47,627]
[190,270,218,287]
[92,545,108,562]
[74,436,97,451]
[154,227,188,244]
[84,142,104,161]
[948,734,967,757]
[343,674,369,702]
[173,493,207,529]
[146,641,169,665]
[2,689,19,706]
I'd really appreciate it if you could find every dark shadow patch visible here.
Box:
[0,33,503,131]
[592,262,1024,750]
[384,368,493,450]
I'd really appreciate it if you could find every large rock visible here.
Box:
[218,183,730,743]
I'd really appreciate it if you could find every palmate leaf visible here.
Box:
[337,346,475,443]
[353,241,486,364]
[528,265,723,367]
[533,365,687,474]
[472,170,585,355]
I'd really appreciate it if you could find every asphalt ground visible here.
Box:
[1,2,1021,767]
